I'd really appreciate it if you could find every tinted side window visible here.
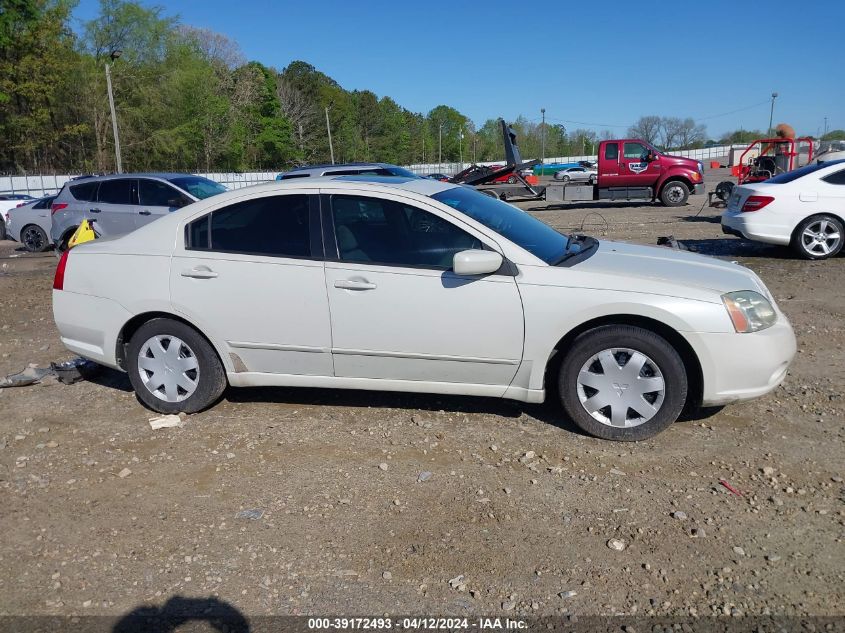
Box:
[139,179,183,207]
[623,142,648,159]
[69,181,98,202]
[822,169,845,185]
[331,195,482,269]
[188,195,311,258]
[604,143,618,160]
[325,168,393,176]
[278,173,311,180]
[97,179,135,204]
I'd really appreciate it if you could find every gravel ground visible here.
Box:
[0,169,843,621]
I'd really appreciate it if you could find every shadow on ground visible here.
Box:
[112,596,249,632]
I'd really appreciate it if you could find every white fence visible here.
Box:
[0,144,743,198]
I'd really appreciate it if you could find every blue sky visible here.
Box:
[72,0,844,138]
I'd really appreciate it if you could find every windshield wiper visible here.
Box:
[550,234,574,266]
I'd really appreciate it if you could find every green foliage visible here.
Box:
[821,129,845,141]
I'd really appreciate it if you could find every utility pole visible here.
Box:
[438,122,443,167]
[823,116,828,138]
[459,126,463,167]
[540,108,546,168]
[105,50,123,173]
[767,92,778,137]
[325,103,335,164]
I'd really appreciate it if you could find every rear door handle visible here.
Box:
[138,210,151,215]
[181,267,218,279]
[89,208,101,213]
[334,279,376,290]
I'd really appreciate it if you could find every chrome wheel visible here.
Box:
[801,219,841,257]
[665,184,685,204]
[576,348,665,428]
[137,335,200,402]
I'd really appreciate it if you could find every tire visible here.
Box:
[588,175,596,185]
[791,214,843,260]
[126,318,227,414]
[558,325,688,441]
[21,224,49,252]
[561,175,571,183]
[54,228,74,257]
[507,175,517,184]
[659,180,690,207]
[0,219,6,241]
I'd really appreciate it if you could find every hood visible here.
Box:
[575,240,767,296]
[660,152,701,169]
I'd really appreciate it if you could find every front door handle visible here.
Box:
[89,208,101,213]
[334,279,376,291]
[138,210,151,215]
[181,267,218,279]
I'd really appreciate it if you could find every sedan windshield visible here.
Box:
[431,186,569,264]
[168,176,227,200]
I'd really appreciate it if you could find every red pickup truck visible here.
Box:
[487,137,705,207]
[593,139,705,206]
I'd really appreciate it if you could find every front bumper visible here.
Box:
[693,183,705,196]
[685,316,796,406]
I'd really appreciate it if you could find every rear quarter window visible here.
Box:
[69,181,98,202]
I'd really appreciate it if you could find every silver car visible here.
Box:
[553,166,597,184]
[277,162,419,180]
[6,195,56,252]
[50,173,226,251]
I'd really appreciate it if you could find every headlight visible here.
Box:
[722,290,777,333]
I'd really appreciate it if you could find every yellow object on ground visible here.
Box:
[67,219,97,248]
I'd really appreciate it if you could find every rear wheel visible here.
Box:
[558,325,688,441]
[659,181,690,206]
[21,224,49,252]
[127,318,227,414]
[792,214,843,260]
[561,174,571,183]
[0,220,6,241]
[507,175,517,184]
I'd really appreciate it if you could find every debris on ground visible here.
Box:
[235,508,264,521]
[0,357,98,388]
[148,414,185,430]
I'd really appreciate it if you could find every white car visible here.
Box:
[5,195,55,252]
[0,193,35,240]
[52,177,796,441]
[722,159,845,260]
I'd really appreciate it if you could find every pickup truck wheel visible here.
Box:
[127,318,227,414]
[659,181,690,206]
[558,325,688,441]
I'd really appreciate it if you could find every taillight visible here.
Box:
[741,195,774,212]
[53,250,69,290]
[15,201,27,207]
[51,202,68,215]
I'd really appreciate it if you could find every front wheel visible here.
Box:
[558,325,688,441]
[127,318,227,414]
[659,181,690,206]
[791,214,843,260]
[507,175,517,184]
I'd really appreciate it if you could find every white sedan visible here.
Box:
[721,159,845,259]
[52,177,796,441]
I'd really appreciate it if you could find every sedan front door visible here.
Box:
[322,192,524,388]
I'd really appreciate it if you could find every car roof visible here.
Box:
[285,162,395,172]
[66,172,201,183]
[272,175,456,195]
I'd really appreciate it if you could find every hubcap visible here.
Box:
[801,219,840,256]
[137,335,200,402]
[666,185,684,203]
[23,227,44,250]
[576,348,665,428]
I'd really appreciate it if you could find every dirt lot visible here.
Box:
[0,169,843,622]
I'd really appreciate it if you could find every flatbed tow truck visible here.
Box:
[453,120,705,207]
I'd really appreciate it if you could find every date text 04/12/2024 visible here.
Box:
[307,618,528,630]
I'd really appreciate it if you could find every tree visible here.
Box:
[821,129,845,141]
[628,115,662,146]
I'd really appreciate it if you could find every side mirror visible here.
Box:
[453,249,503,276]
[646,151,657,162]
